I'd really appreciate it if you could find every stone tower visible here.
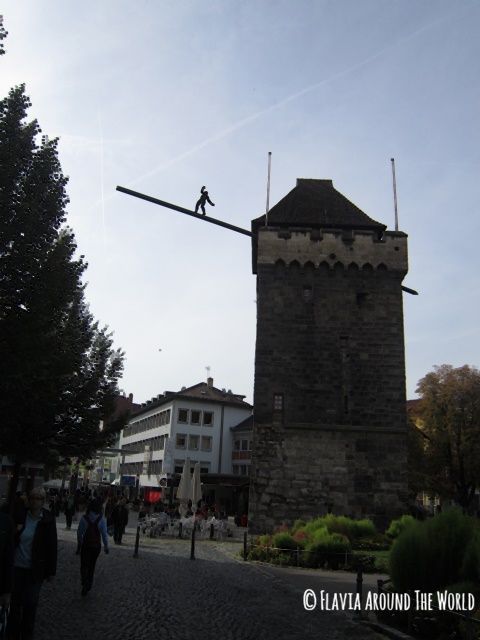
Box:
[248,179,409,533]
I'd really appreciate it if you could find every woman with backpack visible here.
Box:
[77,499,109,596]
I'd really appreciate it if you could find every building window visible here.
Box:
[273,394,284,411]
[188,435,199,450]
[240,465,247,476]
[303,285,313,301]
[176,434,186,449]
[241,439,248,451]
[174,461,184,474]
[234,440,240,451]
[203,411,213,426]
[190,410,201,425]
[178,409,189,423]
[200,462,210,474]
[201,436,212,451]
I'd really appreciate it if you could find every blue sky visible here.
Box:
[2,0,479,404]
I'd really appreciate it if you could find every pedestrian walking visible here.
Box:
[77,500,109,596]
[111,498,129,545]
[7,487,57,640]
[64,493,75,530]
[194,186,215,215]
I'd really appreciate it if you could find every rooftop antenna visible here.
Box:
[390,157,399,231]
[265,151,272,226]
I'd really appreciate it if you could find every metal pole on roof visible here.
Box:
[265,152,272,226]
[391,158,399,231]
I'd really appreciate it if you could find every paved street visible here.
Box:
[33,519,387,640]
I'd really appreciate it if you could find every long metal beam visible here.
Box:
[116,185,252,238]
[401,285,418,295]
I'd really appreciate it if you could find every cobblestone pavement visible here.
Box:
[34,523,387,640]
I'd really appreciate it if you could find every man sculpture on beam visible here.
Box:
[194,186,215,215]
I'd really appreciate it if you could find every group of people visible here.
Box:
[0,487,126,639]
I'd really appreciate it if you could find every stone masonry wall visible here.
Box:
[248,228,409,532]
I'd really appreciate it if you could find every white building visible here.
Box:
[230,415,253,477]
[119,377,252,489]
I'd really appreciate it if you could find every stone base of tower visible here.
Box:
[248,422,408,534]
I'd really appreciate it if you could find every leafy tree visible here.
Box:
[0,85,125,502]
[0,15,7,56]
[406,413,429,502]
[415,364,480,512]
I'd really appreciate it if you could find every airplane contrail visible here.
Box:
[92,3,472,212]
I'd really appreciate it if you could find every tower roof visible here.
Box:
[252,179,386,234]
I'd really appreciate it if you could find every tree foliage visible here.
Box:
[0,15,7,56]
[0,84,125,482]
[415,364,480,511]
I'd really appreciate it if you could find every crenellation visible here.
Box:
[257,228,408,273]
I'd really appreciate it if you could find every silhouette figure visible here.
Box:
[194,186,215,215]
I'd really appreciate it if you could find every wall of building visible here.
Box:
[249,228,409,532]
[119,397,251,487]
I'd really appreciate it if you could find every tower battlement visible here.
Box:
[255,228,408,274]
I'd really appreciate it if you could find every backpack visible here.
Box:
[82,514,102,548]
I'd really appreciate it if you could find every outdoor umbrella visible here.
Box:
[176,457,192,516]
[191,462,202,508]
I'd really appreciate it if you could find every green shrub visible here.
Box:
[390,509,480,592]
[310,514,376,541]
[271,552,291,566]
[255,534,272,548]
[247,546,270,562]
[291,519,307,534]
[352,533,391,551]
[386,514,416,539]
[303,516,330,536]
[304,531,351,569]
[292,528,310,547]
[311,526,330,542]
[351,518,377,539]
[272,532,297,551]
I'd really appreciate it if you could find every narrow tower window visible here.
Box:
[273,394,284,411]
[303,285,313,302]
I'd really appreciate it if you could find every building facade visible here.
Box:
[248,178,410,532]
[119,378,252,491]
[231,415,253,478]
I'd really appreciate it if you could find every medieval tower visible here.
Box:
[248,178,409,532]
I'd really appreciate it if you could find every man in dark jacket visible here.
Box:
[111,498,129,545]
[8,487,57,640]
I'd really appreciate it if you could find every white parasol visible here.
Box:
[191,461,202,508]
[176,458,192,516]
